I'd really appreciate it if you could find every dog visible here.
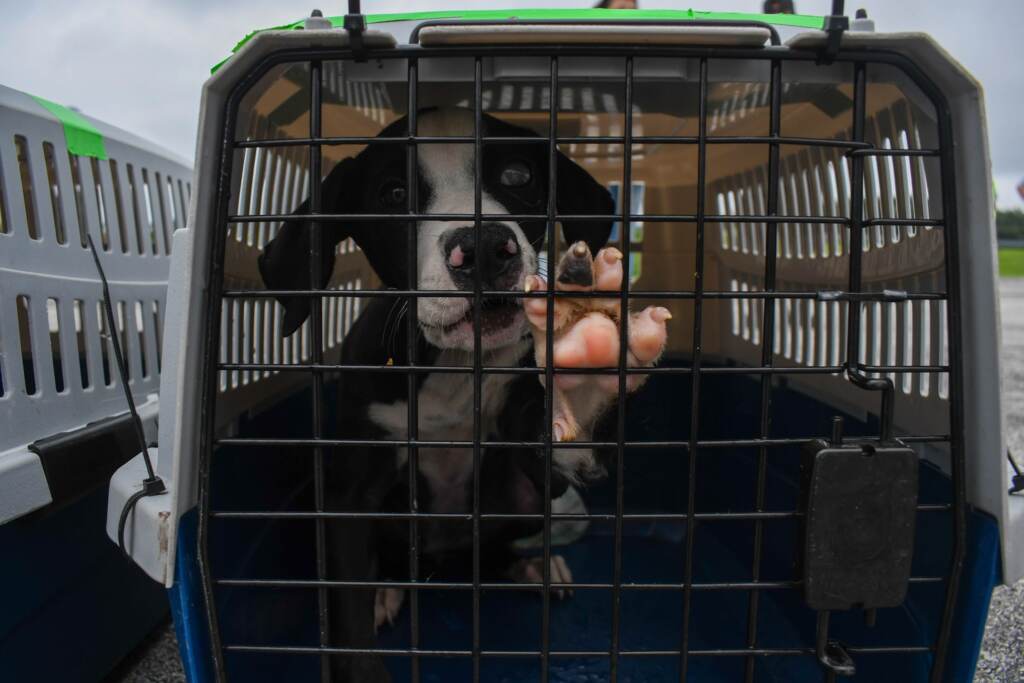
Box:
[258,107,670,681]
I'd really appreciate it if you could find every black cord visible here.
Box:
[1009,450,1024,496]
[86,235,166,558]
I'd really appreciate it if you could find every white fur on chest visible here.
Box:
[367,343,527,512]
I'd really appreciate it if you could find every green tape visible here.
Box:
[31,96,108,160]
[213,8,826,73]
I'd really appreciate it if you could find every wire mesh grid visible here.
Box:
[195,43,966,683]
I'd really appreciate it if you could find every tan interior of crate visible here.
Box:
[219,60,950,440]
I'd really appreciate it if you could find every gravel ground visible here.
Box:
[101,620,183,683]
[975,278,1024,683]
[105,282,1024,683]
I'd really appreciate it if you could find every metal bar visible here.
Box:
[210,504,950,522]
[680,55,709,683]
[540,54,559,683]
[213,434,952,449]
[745,56,783,683]
[847,147,939,158]
[306,58,332,683]
[228,211,860,224]
[195,68,237,683]
[214,362,948,374]
[928,54,969,683]
[234,134,888,150]
[222,288,949,301]
[220,644,932,657]
[471,54,484,683]
[610,55,636,682]
[215,576,944,590]
[405,57,422,683]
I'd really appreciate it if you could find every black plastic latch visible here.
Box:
[818,638,856,677]
[819,0,849,64]
[344,0,368,62]
[800,419,919,610]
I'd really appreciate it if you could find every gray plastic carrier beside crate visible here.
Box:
[0,83,191,523]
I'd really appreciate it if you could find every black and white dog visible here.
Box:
[259,107,670,681]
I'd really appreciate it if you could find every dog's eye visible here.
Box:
[500,161,532,188]
[378,181,407,207]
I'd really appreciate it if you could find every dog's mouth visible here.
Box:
[440,296,522,335]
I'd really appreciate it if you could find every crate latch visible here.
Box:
[343,0,369,62]
[819,0,850,64]
[801,416,918,677]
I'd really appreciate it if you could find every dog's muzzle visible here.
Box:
[444,222,522,292]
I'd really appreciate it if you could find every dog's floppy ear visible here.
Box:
[258,156,362,336]
[556,151,614,257]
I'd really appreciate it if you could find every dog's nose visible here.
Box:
[444,223,521,287]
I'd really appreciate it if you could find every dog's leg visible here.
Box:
[325,517,391,683]
[523,242,670,455]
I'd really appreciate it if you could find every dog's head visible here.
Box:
[259,107,613,351]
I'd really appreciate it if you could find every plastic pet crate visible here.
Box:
[109,6,1018,683]
[0,83,191,680]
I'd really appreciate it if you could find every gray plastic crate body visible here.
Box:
[0,83,191,522]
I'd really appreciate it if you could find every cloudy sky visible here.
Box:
[1,0,1021,208]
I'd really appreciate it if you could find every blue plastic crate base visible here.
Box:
[170,365,1001,683]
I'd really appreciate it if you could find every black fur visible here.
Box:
[258,110,613,682]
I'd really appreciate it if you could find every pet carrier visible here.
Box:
[0,83,191,680]
[110,4,1017,682]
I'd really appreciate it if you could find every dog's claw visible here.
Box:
[507,555,575,599]
[373,587,406,632]
[556,241,595,289]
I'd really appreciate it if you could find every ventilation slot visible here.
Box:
[116,301,131,382]
[74,299,89,389]
[14,135,39,240]
[67,153,89,247]
[152,301,162,372]
[126,163,145,254]
[17,295,37,395]
[177,179,188,228]
[141,168,158,254]
[135,301,148,378]
[165,177,178,231]
[42,142,67,244]
[0,147,9,234]
[109,160,130,253]
[90,158,110,251]
[96,301,113,386]
[45,298,66,392]
[154,171,171,254]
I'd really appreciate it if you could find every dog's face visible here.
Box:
[259,107,614,352]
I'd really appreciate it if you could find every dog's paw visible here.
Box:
[505,555,575,599]
[523,242,670,442]
[373,587,406,632]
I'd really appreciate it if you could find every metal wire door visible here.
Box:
[195,39,965,683]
